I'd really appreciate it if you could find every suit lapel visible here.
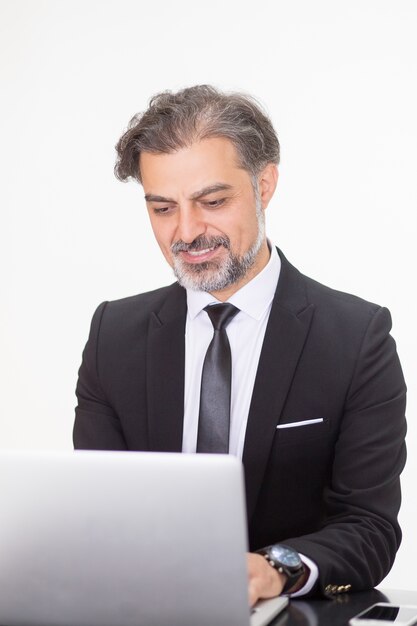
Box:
[144,253,315,514]
[146,284,187,452]
[243,250,315,520]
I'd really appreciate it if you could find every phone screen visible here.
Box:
[357,606,400,620]
[357,604,417,622]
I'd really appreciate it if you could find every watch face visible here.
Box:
[270,545,302,568]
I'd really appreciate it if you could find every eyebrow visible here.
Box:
[144,183,233,204]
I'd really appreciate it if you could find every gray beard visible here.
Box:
[171,210,266,293]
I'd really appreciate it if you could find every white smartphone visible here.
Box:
[349,603,417,626]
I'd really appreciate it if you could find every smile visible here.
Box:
[179,245,222,264]
[187,247,216,257]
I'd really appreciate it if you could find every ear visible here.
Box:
[257,164,278,209]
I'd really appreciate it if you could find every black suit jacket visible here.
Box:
[74,249,407,596]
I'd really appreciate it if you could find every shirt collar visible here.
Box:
[186,242,281,321]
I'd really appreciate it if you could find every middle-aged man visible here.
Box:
[73,85,407,605]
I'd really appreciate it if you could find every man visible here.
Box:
[74,85,407,605]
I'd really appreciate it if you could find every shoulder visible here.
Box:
[277,249,391,336]
[89,282,186,334]
[106,282,184,312]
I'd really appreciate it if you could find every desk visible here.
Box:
[278,589,417,626]
[0,590,415,625]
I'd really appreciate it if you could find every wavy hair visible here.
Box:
[114,85,280,184]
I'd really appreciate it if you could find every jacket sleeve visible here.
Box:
[283,306,407,597]
[73,302,128,450]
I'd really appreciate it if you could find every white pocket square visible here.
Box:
[276,418,324,429]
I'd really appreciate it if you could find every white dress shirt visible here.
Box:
[182,243,318,596]
[182,243,280,457]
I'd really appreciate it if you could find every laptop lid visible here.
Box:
[0,450,287,626]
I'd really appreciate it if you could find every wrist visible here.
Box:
[256,544,305,594]
[284,566,310,594]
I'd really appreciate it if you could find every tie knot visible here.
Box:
[204,303,239,331]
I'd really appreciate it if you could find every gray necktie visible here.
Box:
[197,303,239,453]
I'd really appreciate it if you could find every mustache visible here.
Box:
[171,235,230,254]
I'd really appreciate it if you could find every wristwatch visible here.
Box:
[256,544,305,593]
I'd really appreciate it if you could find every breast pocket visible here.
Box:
[275,417,330,444]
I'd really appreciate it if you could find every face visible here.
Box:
[140,137,278,300]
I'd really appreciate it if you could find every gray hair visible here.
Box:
[114,85,280,184]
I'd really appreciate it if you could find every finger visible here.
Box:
[248,579,260,607]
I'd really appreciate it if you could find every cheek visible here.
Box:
[226,221,256,251]
[245,212,261,239]
[220,205,258,241]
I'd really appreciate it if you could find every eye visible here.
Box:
[153,206,172,215]
[203,198,225,208]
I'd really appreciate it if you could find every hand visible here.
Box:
[247,552,286,607]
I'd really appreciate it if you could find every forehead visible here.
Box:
[139,137,249,194]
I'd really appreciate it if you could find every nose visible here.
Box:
[175,206,206,243]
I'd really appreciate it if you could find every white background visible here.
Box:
[1,0,416,590]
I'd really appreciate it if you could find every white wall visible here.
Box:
[1,0,416,590]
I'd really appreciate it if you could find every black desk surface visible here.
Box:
[277,589,417,626]
[0,588,416,625]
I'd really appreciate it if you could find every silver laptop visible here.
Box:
[0,450,288,626]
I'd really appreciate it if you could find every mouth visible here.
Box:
[179,244,222,264]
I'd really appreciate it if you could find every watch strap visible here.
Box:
[256,544,305,594]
